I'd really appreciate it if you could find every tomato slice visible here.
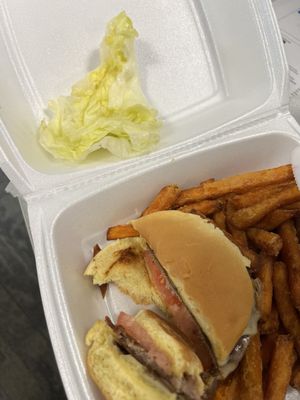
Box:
[117,311,171,374]
[144,250,217,373]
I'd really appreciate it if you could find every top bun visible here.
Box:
[132,210,254,365]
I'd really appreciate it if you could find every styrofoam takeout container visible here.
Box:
[1,0,300,399]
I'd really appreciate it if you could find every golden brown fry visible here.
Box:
[261,334,277,371]
[213,210,227,231]
[224,229,258,269]
[256,255,273,321]
[228,224,248,247]
[255,209,296,231]
[225,228,259,272]
[284,201,300,210]
[226,200,248,247]
[295,216,300,241]
[278,220,300,310]
[265,335,296,400]
[214,369,240,400]
[141,185,180,216]
[240,246,259,271]
[247,228,282,257]
[273,261,300,354]
[258,306,279,335]
[175,164,293,206]
[239,334,263,400]
[291,363,300,390]
[229,183,300,230]
[230,184,288,210]
[179,199,222,216]
[106,224,139,240]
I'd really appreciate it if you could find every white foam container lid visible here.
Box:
[1,0,300,399]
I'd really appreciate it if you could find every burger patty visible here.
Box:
[144,249,218,374]
[113,324,208,400]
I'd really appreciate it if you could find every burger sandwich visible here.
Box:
[86,309,210,399]
[85,210,259,394]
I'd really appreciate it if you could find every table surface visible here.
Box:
[0,170,67,400]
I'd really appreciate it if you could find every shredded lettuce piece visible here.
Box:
[38,11,160,161]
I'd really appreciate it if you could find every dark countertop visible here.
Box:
[0,170,67,400]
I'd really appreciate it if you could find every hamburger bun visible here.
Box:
[84,237,165,311]
[132,210,254,365]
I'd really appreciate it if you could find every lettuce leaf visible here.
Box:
[38,11,160,162]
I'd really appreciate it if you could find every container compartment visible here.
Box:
[0,0,282,185]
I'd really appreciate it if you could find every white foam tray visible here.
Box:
[1,0,300,399]
[28,129,300,400]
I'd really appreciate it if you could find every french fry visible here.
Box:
[284,201,300,210]
[291,363,300,390]
[247,228,282,257]
[226,200,248,247]
[258,305,279,335]
[229,183,300,230]
[179,199,222,216]
[264,335,296,400]
[256,255,273,321]
[214,369,240,400]
[273,261,300,354]
[239,334,263,400]
[294,216,300,241]
[228,224,248,247]
[175,164,293,206]
[106,224,139,240]
[261,334,277,371]
[230,183,289,210]
[278,220,300,310]
[240,247,259,272]
[141,185,180,216]
[225,230,258,269]
[213,210,227,231]
[255,209,296,231]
